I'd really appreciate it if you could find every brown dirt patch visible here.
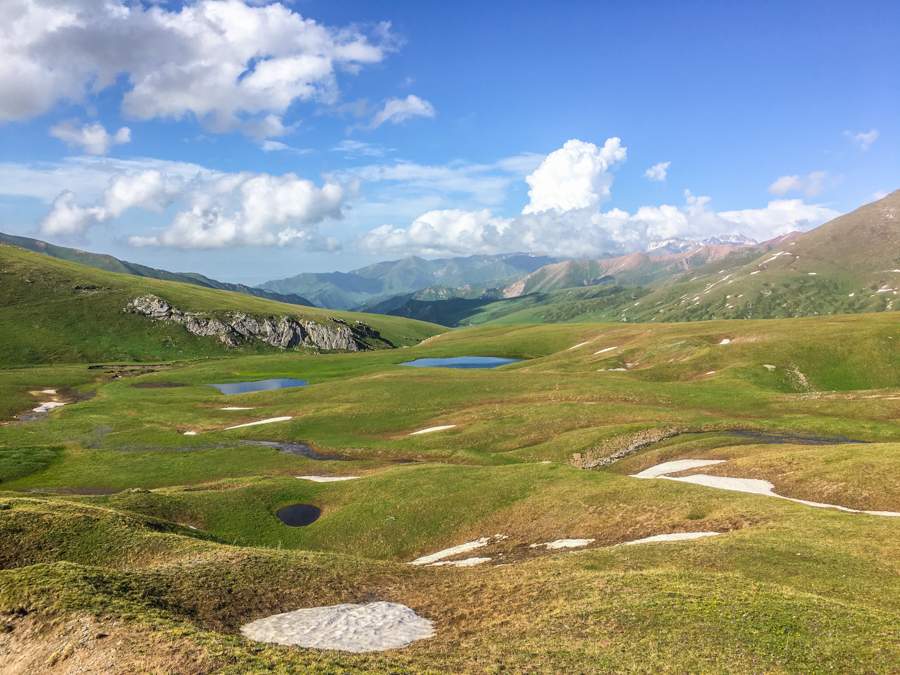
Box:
[0,612,216,675]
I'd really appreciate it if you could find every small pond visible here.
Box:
[276,504,321,527]
[399,356,522,369]
[206,378,309,395]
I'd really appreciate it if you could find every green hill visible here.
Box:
[0,231,315,307]
[371,192,900,327]
[257,253,556,310]
[0,243,445,366]
[626,189,900,323]
[3,315,900,671]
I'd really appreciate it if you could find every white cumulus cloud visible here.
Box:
[131,173,350,248]
[522,138,626,214]
[363,95,435,130]
[49,120,131,155]
[356,138,840,259]
[0,0,397,137]
[30,161,353,248]
[844,129,879,150]
[768,171,839,198]
[643,161,670,182]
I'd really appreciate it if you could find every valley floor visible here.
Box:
[3,315,900,673]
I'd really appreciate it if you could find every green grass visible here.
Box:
[0,243,445,366]
[5,278,900,671]
[0,445,63,483]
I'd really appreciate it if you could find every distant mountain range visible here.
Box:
[256,253,559,310]
[645,234,758,255]
[0,232,314,307]
[9,188,898,328]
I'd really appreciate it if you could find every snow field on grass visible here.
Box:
[240,602,434,653]
[224,416,292,430]
[634,460,900,517]
[410,425,456,435]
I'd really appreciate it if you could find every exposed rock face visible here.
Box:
[125,294,374,351]
[576,426,689,469]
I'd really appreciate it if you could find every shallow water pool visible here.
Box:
[398,356,522,369]
[206,378,309,395]
[276,504,321,527]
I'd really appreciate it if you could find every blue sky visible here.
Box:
[0,0,896,283]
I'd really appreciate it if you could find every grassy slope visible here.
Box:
[628,190,900,323]
[366,192,900,328]
[0,243,445,367]
[383,284,646,327]
[0,230,316,307]
[4,315,900,672]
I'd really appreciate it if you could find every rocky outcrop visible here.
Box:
[125,294,376,351]
[575,426,689,469]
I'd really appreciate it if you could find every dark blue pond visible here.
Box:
[205,378,309,395]
[276,504,321,527]
[399,356,522,369]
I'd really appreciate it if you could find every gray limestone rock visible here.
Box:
[125,294,368,352]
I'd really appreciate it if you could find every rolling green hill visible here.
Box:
[4,314,900,672]
[0,243,445,366]
[625,189,900,323]
[257,253,556,310]
[370,192,900,327]
[0,231,315,307]
[381,283,645,326]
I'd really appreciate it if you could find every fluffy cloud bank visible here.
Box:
[36,163,352,249]
[356,138,840,258]
[523,139,625,213]
[49,120,131,155]
[0,0,398,136]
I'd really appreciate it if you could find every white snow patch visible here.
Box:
[428,557,491,567]
[568,342,589,350]
[632,459,725,479]
[594,346,618,355]
[221,406,255,410]
[41,389,57,394]
[409,538,492,565]
[183,431,197,436]
[296,476,360,482]
[410,425,456,435]
[31,401,67,413]
[706,371,716,375]
[631,463,900,517]
[719,339,730,345]
[224,416,292,430]
[240,602,434,653]
[530,538,595,550]
[751,271,760,275]
[664,474,777,496]
[620,532,720,546]
[808,272,817,276]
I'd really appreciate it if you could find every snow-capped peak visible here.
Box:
[645,234,757,255]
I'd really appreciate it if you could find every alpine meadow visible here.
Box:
[1,1,899,674]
